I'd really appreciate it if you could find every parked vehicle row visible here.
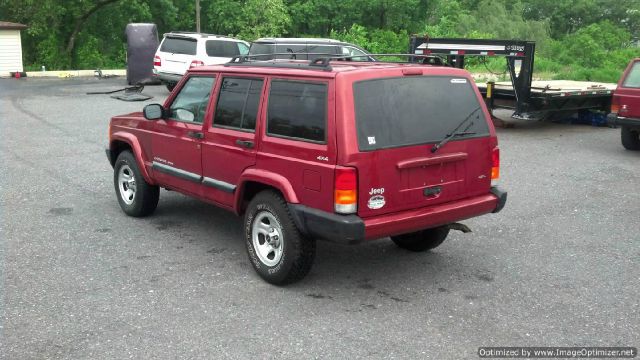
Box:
[152,33,375,91]
[110,56,507,284]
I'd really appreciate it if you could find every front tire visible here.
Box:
[621,126,640,150]
[113,151,159,217]
[244,190,315,285]
[391,226,450,252]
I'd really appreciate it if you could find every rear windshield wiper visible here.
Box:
[431,107,481,153]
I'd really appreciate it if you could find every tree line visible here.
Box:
[1,0,639,82]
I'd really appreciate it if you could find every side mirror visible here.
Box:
[143,103,164,120]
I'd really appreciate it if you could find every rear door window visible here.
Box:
[622,62,640,88]
[213,77,264,131]
[267,80,327,142]
[160,37,197,55]
[206,40,241,57]
[353,76,489,151]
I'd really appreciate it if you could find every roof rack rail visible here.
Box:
[224,53,444,71]
[307,53,453,65]
[163,31,234,39]
[226,53,342,71]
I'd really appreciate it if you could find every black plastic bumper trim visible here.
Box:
[156,71,183,84]
[608,113,640,128]
[202,176,236,193]
[152,161,202,183]
[288,204,365,244]
[490,186,508,213]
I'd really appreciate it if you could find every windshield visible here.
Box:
[353,76,489,151]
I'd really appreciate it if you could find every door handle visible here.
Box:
[187,131,204,139]
[235,139,254,148]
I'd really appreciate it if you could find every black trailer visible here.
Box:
[409,36,614,119]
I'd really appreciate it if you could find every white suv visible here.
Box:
[153,32,249,91]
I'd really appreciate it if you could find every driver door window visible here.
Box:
[169,76,216,123]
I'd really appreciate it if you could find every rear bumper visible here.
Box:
[608,113,640,128]
[289,204,365,245]
[289,187,507,244]
[155,71,183,84]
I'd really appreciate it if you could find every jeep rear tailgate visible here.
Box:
[346,73,495,218]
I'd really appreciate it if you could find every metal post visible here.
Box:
[486,81,495,116]
[196,0,201,33]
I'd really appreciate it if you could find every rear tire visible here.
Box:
[113,151,159,217]
[244,190,315,285]
[621,126,640,150]
[391,226,450,252]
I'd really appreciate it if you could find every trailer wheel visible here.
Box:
[621,126,640,150]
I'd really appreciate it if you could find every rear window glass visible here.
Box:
[622,62,640,88]
[267,80,327,142]
[160,37,197,55]
[206,40,241,57]
[354,76,489,151]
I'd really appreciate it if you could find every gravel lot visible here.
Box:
[1,77,638,359]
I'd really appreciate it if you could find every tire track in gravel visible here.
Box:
[9,96,103,148]
[0,144,104,198]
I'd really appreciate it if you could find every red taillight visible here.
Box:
[491,147,500,182]
[611,96,620,114]
[334,167,357,214]
[153,55,161,67]
[189,60,204,68]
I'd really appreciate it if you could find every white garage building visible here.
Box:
[0,21,27,77]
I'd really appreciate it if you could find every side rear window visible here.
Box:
[353,76,490,151]
[160,37,197,55]
[275,44,307,60]
[267,80,327,143]
[622,62,640,88]
[213,77,264,131]
[206,40,241,57]
[307,44,338,57]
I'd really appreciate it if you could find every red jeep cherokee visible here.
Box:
[608,58,640,150]
[106,58,507,284]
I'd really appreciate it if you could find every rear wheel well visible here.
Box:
[110,140,132,166]
[239,181,284,215]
